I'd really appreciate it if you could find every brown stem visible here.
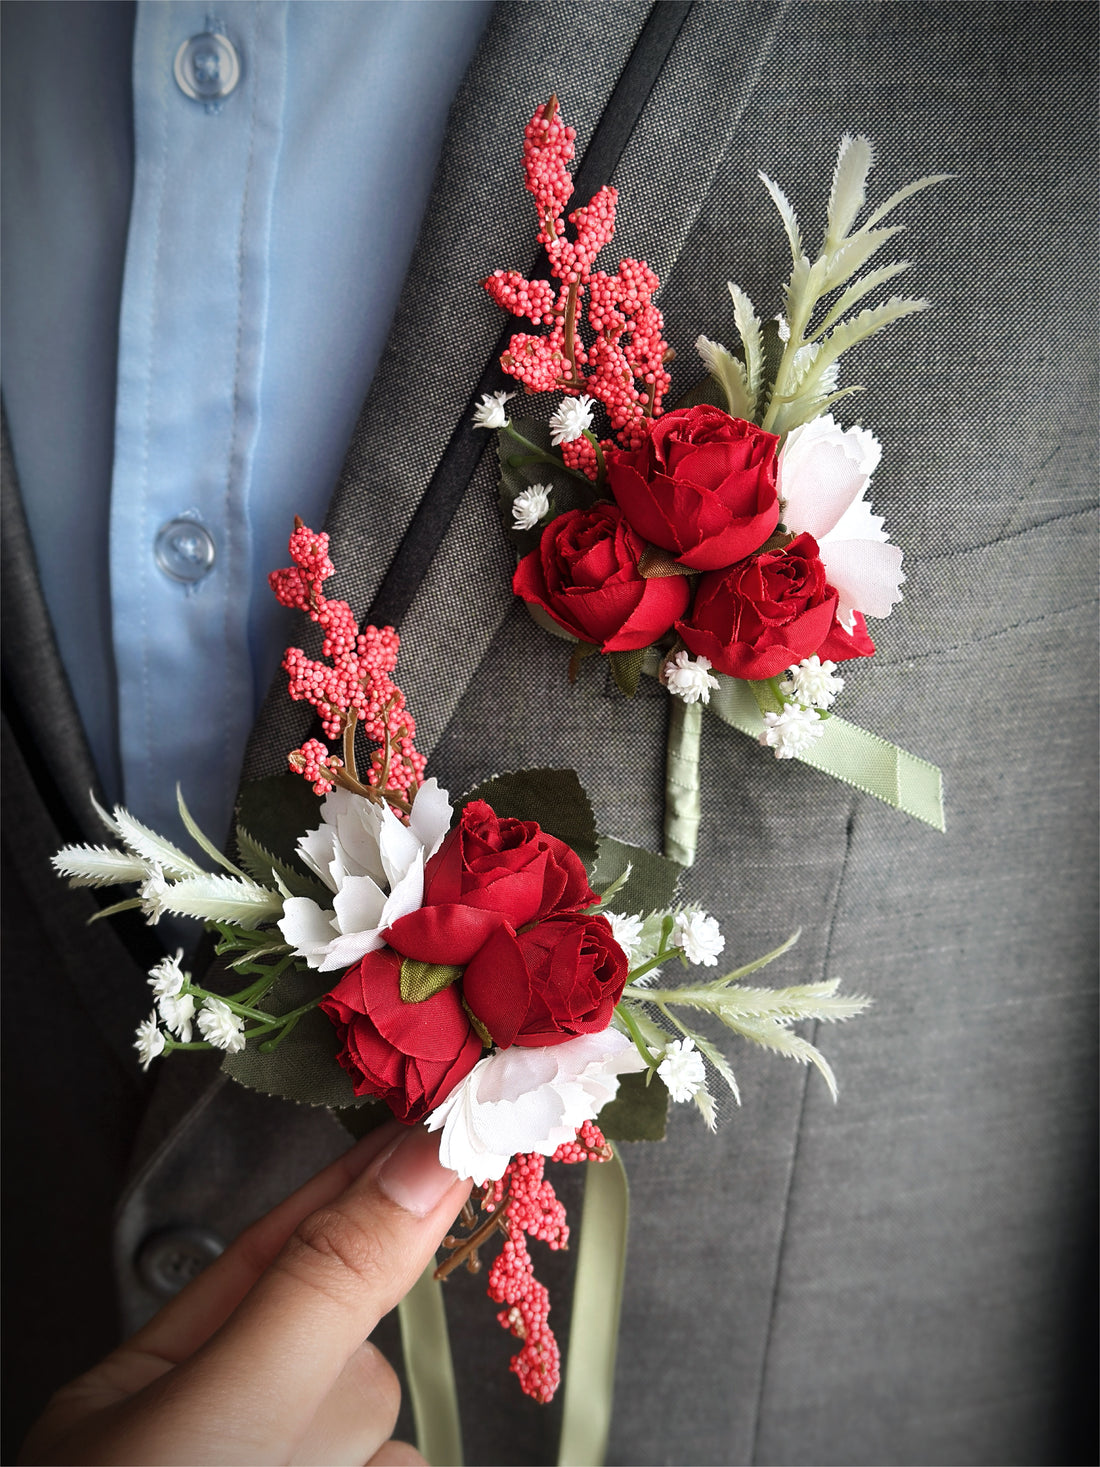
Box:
[434,1190,512,1281]
[561,280,584,389]
[341,715,360,786]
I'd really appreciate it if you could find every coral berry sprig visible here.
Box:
[269,518,425,809]
[485,96,672,460]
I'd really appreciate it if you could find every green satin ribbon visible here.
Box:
[664,698,703,867]
[398,1263,463,1467]
[400,1150,631,1467]
[660,669,945,865]
[558,1146,630,1467]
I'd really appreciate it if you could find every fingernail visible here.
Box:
[373,1125,459,1216]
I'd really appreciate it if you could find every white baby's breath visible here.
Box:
[158,991,196,1042]
[512,484,552,531]
[759,704,824,759]
[549,394,594,445]
[658,1038,707,1103]
[147,949,187,999]
[134,1011,165,1071]
[607,911,645,962]
[673,910,725,967]
[780,655,844,710]
[472,389,514,430]
[196,997,246,1053]
[664,650,720,706]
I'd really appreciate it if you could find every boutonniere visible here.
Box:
[53,518,867,1413]
[478,97,947,864]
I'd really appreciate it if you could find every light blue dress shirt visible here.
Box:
[2,0,491,866]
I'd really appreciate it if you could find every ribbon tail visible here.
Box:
[398,1262,463,1467]
[664,696,703,865]
[557,1145,630,1467]
[710,675,946,830]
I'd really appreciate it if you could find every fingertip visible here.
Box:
[370,1125,469,1218]
[366,1440,428,1467]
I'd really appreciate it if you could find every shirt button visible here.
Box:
[136,1227,225,1299]
[173,31,241,102]
[154,517,217,583]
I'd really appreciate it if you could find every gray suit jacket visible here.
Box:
[3,3,1096,1463]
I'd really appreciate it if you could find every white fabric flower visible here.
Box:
[158,991,196,1042]
[777,414,904,631]
[658,1038,707,1103]
[196,997,246,1053]
[512,484,552,531]
[472,390,514,430]
[672,910,725,967]
[278,779,452,971]
[147,948,187,998]
[425,1030,647,1184]
[548,393,594,446]
[780,655,844,710]
[138,863,171,924]
[134,1011,165,1071]
[759,703,824,759]
[607,911,645,962]
[664,650,720,706]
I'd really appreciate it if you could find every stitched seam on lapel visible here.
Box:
[748,795,859,1464]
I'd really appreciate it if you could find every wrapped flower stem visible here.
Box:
[664,696,703,866]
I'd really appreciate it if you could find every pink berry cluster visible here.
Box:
[269,520,425,805]
[481,1121,611,1404]
[484,96,671,466]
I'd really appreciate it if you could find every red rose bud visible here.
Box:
[607,404,781,571]
[463,911,628,1049]
[320,948,483,1122]
[678,531,875,680]
[513,502,689,652]
[383,800,598,964]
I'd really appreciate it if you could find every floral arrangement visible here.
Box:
[477,98,946,864]
[53,519,868,1404]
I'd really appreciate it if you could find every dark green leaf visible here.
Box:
[331,1100,392,1140]
[220,963,369,1111]
[608,648,644,698]
[598,1071,669,1141]
[462,768,599,874]
[673,374,729,412]
[592,835,682,916]
[400,958,464,1003]
[236,774,326,873]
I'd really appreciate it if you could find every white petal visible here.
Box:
[316,926,388,972]
[378,803,421,889]
[818,538,905,626]
[332,874,388,941]
[408,778,453,859]
[378,850,426,930]
[296,825,342,891]
[779,415,882,542]
[278,896,339,965]
[331,796,387,885]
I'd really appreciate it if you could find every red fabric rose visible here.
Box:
[383,800,598,965]
[512,502,689,652]
[678,531,876,679]
[320,948,483,1121]
[462,912,628,1049]
[607,405,780,571]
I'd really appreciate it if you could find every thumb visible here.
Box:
[162,1125,471,1454]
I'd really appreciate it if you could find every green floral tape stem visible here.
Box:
[664,696,703,866]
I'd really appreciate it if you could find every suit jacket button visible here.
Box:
[136,1227,225,1298]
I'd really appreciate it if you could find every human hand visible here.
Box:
[22,1122,471,1466]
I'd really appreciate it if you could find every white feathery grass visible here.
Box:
[727,283,764,401]
[157,873,283,928]
[109,806,205,879]
[824,134,873,254]
[695,335,757,420]
[51,844,150,887]
[757,171,803,264]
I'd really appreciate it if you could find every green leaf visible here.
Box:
[400,958,464,1003]
[236,773,327,871]
[462,768,599,875]
[331,1100,392,1140]
[235,824,330,903]
[608,648,644,698]
[177,785,248,879]
[496,418,597,555]
[598,1070,669,1142]
[672,373,730,413]
[591,835,681,916]
[220,964,368,1110]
